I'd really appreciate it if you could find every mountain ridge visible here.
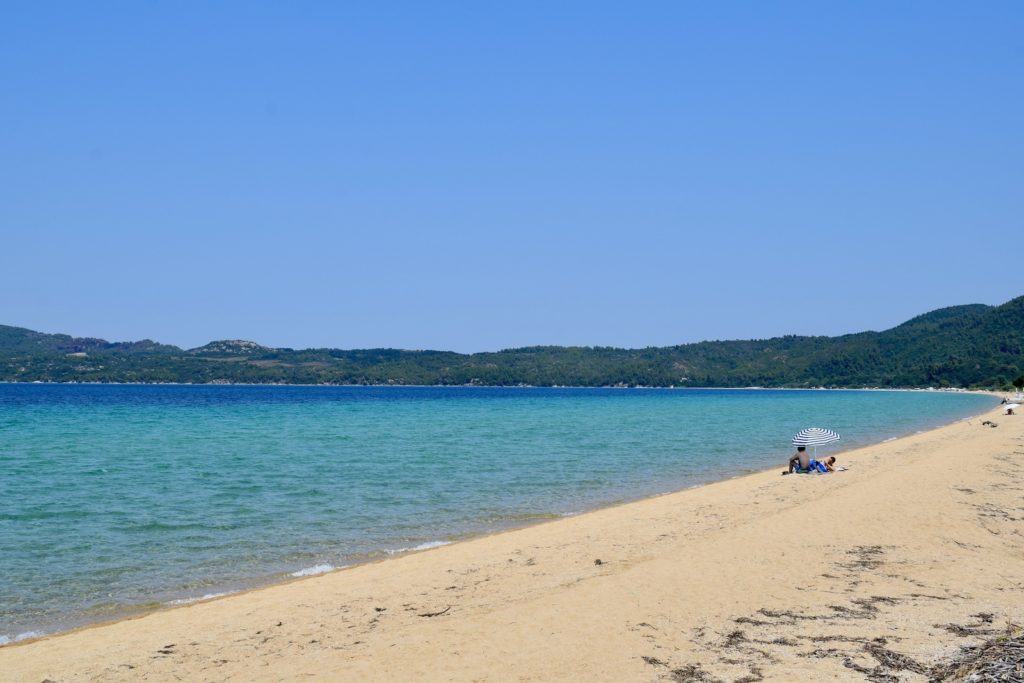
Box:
[2,296,1021,388]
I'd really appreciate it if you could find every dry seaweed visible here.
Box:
[929,624,1024,682]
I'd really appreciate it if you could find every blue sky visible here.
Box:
[2,2,1021,352]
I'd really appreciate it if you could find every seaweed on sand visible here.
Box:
[929,623,1024,682]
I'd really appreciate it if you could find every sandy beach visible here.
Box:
[2,400,1021,681]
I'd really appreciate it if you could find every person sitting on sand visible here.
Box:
[785,446,811,474]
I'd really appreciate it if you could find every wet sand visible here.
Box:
[2,401,1022,681]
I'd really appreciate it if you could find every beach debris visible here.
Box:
[929,623,1024,681]
[768,637,798,647]
[909,592,957,600]
[981,420,998,428]
[842,658,900,681]
[839,545,887,572]
[640,655,734,682]
[722,630,747,648]
[863,641,929,675]
[756,607,819,622]
[593,558,603,565]
[734,667,764,683]
[933,612,998,638]
[936,622,997,637]
[418,605,451,618]
[666,662,719,681]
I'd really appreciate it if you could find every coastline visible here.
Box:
[0,380,993,391]
[0,389,996,644]
[3,398,1021,680]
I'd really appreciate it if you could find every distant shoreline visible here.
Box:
[0,380,988,393]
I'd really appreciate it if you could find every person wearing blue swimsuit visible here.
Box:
[808,456,836,473]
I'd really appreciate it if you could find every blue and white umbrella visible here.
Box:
[792,427,840,457]
[792,427,841,447]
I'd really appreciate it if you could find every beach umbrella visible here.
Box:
[792,427,841,458]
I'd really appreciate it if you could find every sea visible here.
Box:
[0,384,997,643]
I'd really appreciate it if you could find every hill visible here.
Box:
[1,297,1022,388]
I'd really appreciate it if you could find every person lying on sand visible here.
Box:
[809,456,836,473]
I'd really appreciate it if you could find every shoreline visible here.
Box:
[0,380,994,392]
[2,393,1001,640]
[3,397,1020,680]
[1,392,998,645]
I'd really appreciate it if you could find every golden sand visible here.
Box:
[3,401,1022,681]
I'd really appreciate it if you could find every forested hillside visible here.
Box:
[2,297,1022,389]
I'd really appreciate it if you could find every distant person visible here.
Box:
[809,456,837,473]
[784,446,811,474]
[785,450,837,474]
[1007,406,1016,415]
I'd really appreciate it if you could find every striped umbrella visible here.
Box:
[792,427,841,458]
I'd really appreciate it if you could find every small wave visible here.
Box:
[385,540,450,555]
[0,630,44,645]
[487,512,562,523]
[290,564,336,577]
[116,520,215,533]
[166,591,234,606]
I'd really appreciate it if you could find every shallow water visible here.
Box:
[0,384,996,640]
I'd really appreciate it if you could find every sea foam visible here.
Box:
[166,591,234,606]
[0,630,44,645]
[385,540,451,554]
[290,564,336,577]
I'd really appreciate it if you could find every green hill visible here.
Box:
[2,297,1022,388]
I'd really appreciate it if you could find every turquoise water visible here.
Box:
[0,385,996,642]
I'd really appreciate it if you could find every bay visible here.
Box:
[0,384,996,641]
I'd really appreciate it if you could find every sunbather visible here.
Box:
[784,446,810,474]
[809,456,836,473]
[784,450,836,474]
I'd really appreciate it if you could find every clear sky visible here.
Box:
[2,2,1022,352]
